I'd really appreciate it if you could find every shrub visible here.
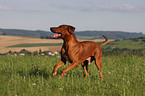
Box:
[33,51,38,56]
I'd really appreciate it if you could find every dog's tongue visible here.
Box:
[52,34,61,38]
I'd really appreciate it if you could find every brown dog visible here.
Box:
[50,25,108,79]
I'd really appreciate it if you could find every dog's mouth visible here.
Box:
[52,33,61,38]
[50,28,62,38]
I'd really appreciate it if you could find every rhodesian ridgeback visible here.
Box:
[50,25,108,79]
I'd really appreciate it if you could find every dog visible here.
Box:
[50,25,108,78]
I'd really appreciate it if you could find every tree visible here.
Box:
[2,32,7,35]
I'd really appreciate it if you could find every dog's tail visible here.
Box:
[99,35,108,47]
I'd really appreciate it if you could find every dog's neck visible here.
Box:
[63,33,78,46]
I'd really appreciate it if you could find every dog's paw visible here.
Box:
[59,73,64,78]
[52,72,56,77]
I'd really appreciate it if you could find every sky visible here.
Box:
[0,0,145,33]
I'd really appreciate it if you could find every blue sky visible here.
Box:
[0,0,145,33]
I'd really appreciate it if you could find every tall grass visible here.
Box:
[0,54,144,96]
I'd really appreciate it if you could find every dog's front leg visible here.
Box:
[52,61,65,77]
[59,62,79,78]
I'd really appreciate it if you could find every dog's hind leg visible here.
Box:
[95,56,103,79]
[82,61,89,78]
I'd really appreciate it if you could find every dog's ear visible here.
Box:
[68,25,75,34]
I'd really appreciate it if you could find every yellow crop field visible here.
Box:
[0,35,114,53]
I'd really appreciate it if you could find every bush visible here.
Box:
[114,39,120,42]
[33,51,38,56]
[39,49,42,55]
[142,39,145,42]
[131,38,139,42]
[20,49,32,55]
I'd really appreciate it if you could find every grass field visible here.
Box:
[0,54,144,96]
[101,38,145,49]
[0,35,145,96]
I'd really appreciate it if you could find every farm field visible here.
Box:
[0,54,144,96]
[102,38,145,49]
[0,35,114,53]
[0,35,62,53]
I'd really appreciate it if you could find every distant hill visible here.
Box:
[75,31,145,39]
[0,28,144,39]
[0,28,52,37]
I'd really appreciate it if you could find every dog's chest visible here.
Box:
[63,55,72,62]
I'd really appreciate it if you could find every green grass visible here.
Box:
[0,54,144,96]
[7,43,62,47]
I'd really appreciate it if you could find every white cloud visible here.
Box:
[119,4,134,10]
[52,3,145,13]
[0,5,10,10]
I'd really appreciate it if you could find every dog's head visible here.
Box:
[50,25,75,38]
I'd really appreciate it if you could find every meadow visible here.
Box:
[0,35,145,96]
[0,53,144,96]
[102,38,145,49]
